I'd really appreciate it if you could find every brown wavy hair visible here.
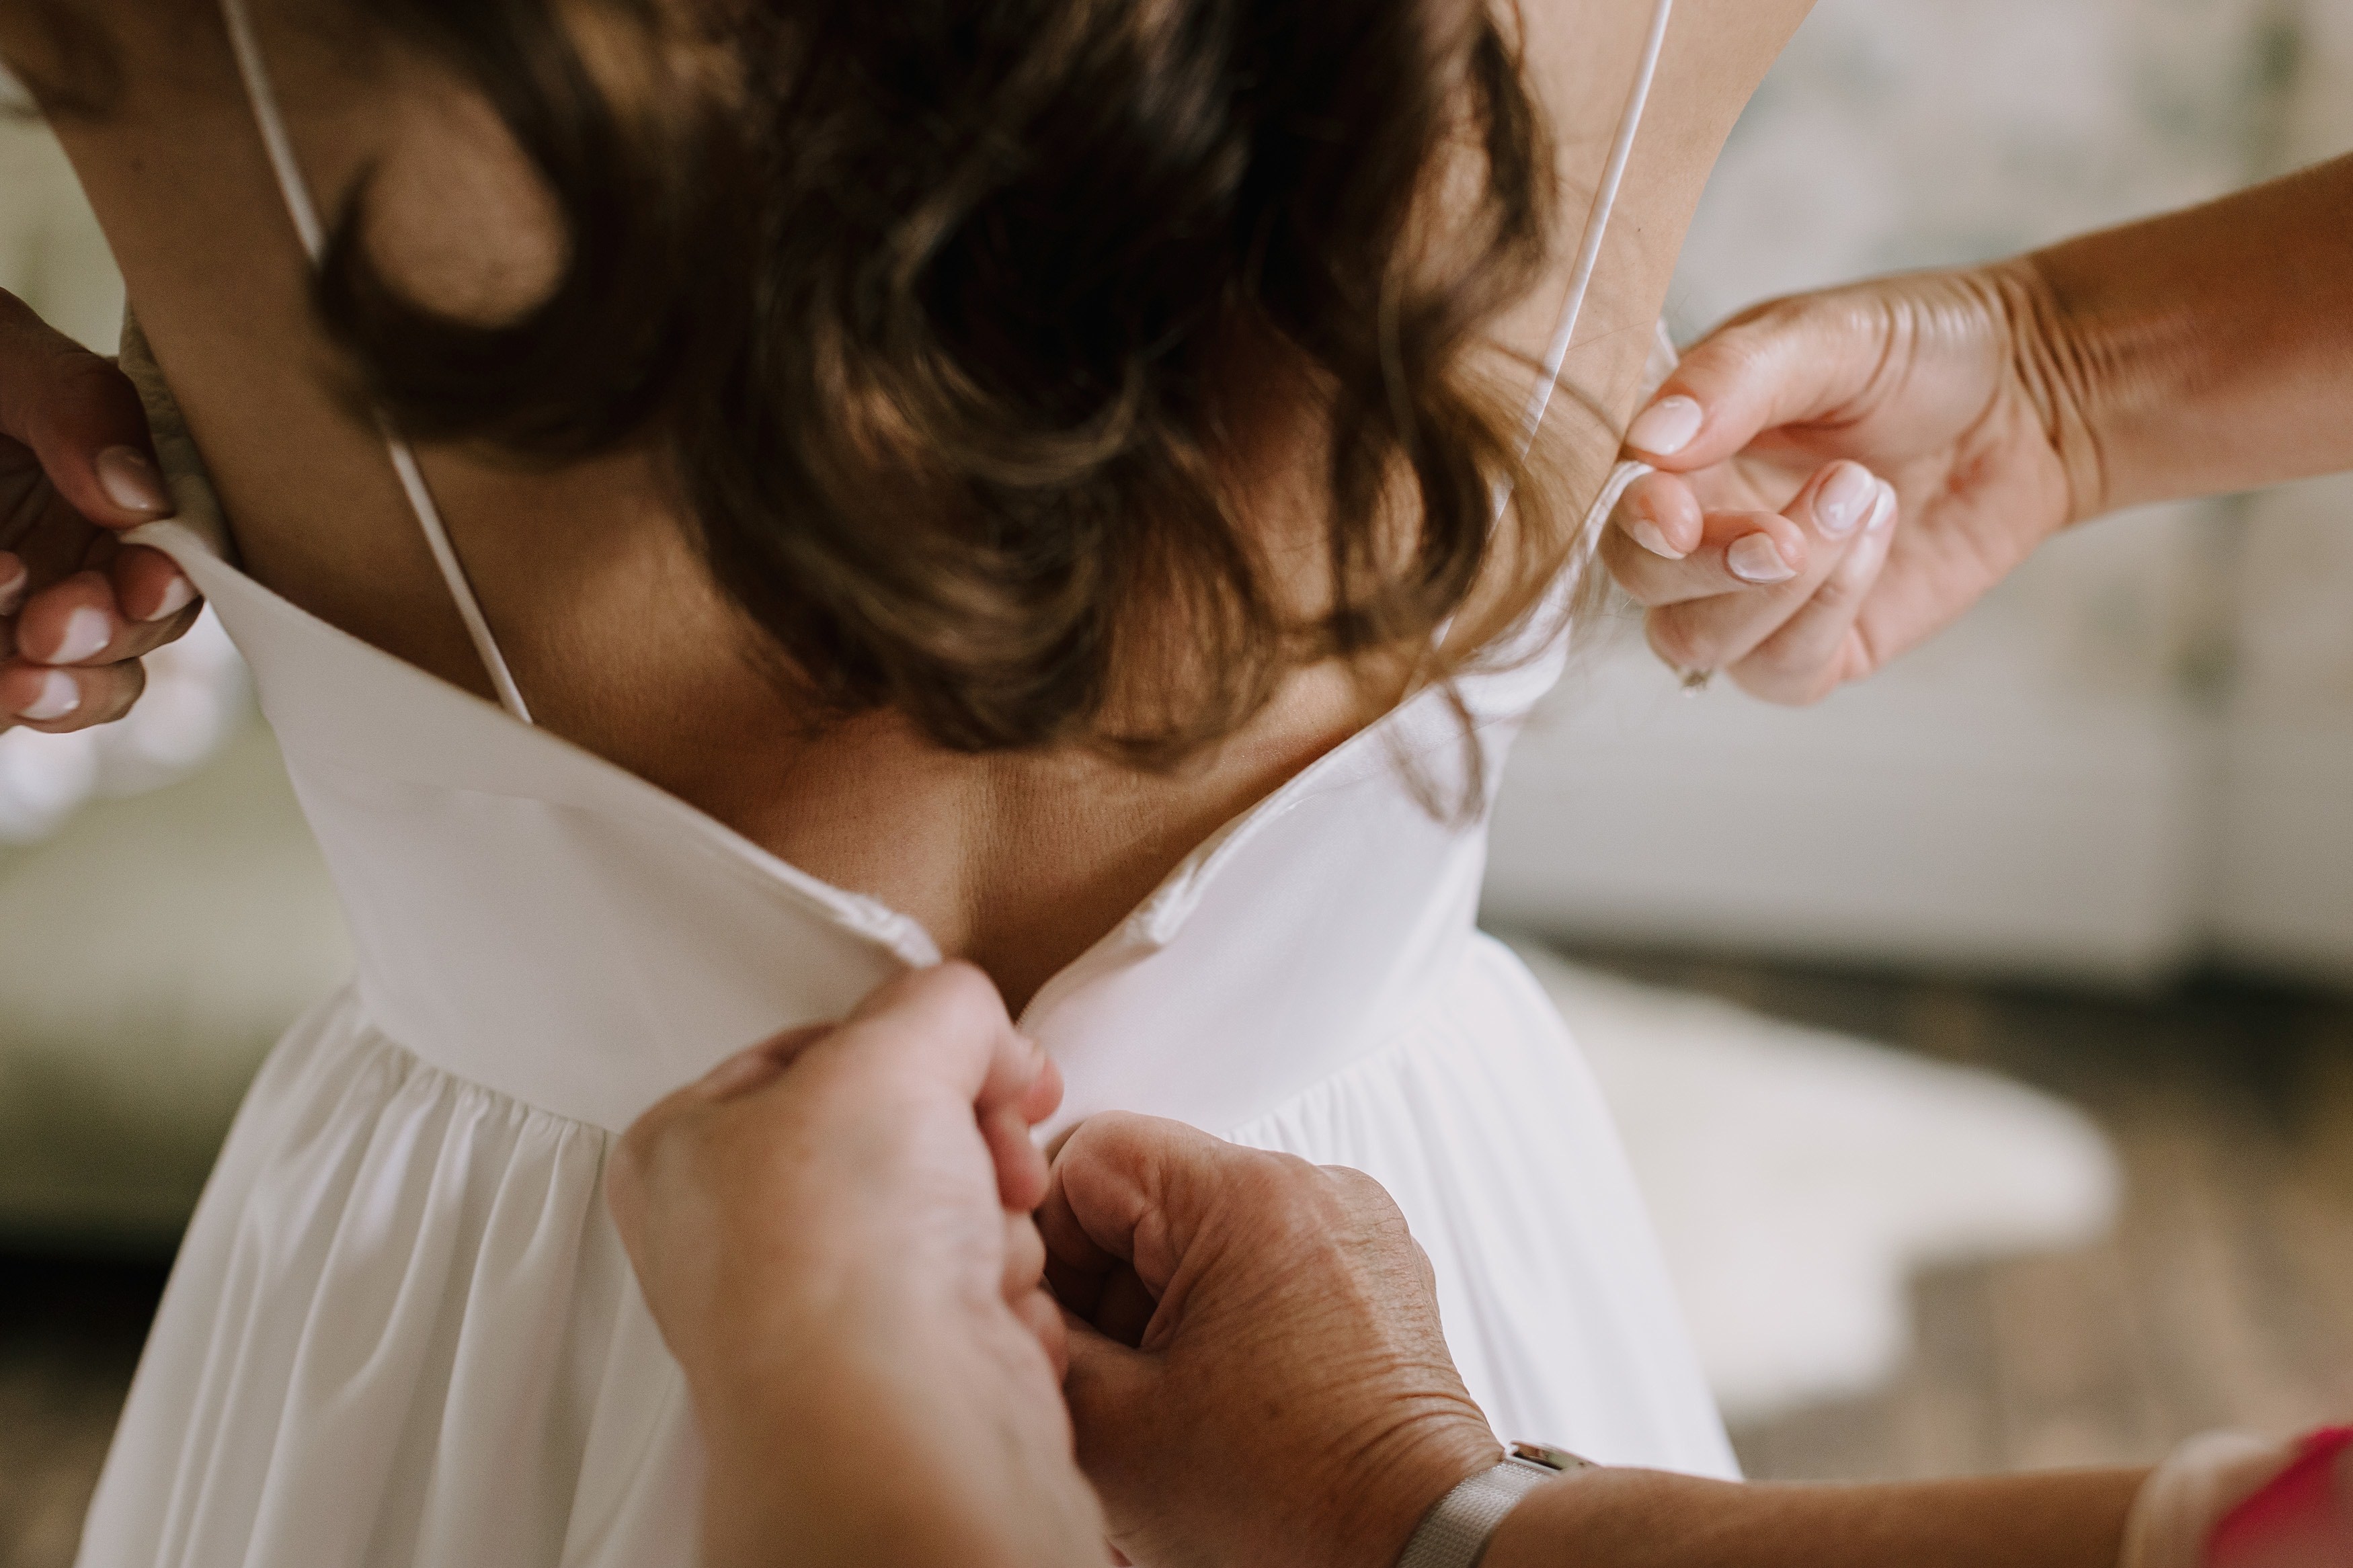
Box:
[317,0,1569,761]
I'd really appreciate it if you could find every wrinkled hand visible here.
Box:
[0,287,201,733]
[1605,262,2080,704]
[1043,1113,1500,1568]
[607,964,1101,1568]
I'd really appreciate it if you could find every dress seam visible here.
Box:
[329,989,612,1140]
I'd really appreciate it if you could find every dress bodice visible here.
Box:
[127,489,1582,1137]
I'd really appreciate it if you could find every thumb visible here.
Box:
[1039,1112,1236,1301]
[0,288,172,527]
[1626,292,1893,474]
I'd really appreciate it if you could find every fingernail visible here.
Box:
[16,669,78,722]
[96,447,172,518]
[0,555,24,618]
[1627,395,1704,457]
[46,606,112,665]
[1628,514,1687,561]
[1867,480,1899,533]
[143,573,197,623]
[1814,462,1879,538]
[1727,534,1797,584]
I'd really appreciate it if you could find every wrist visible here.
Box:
[1398,1444,1605,1568]
[690,1325,922,1537]
[1333,1410,1502,1568]
[1995,161,2353,516]
[690,1303,1090,1568]
[1980,253,2116,528]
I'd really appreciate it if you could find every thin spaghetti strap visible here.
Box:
[218,0,535,724]
[1519,0,1677,450]
[1481,0,1673,622]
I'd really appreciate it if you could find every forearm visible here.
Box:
[1484,1466,2147,1568]
[2015,153,2353,520]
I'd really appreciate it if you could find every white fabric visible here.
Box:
[77,2,1730,1561]
[76,495,1737,1568]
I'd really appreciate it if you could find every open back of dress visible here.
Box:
[75,5,1735,1563]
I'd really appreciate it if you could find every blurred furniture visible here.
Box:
[1490,0,2353,987]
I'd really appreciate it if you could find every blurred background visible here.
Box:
[4,0,2353,1561]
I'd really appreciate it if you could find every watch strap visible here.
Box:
[1396,1444,1595,1568]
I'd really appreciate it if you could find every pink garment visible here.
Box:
[2208,1427,2353,1568]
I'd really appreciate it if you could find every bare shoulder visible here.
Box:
[1498,0,1814,458]
[2,0,598,698]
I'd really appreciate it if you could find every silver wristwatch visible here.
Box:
[1396,1442,1596,1568]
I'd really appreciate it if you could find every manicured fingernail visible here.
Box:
[96,447,171,518]
[1814,462,1878,538]
[16,669,78,721]
[47,606,112,664]
[1867,480,1899,533]
[142,573,197,623]
[1627,395,1704,457]
[1628,515,1687,561]
[1727,534,1797,584]
[0,555,24,618]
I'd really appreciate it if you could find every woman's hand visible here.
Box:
[1603,263,2083,704]
[1043,1112,1501,1568]
[0,287,203,732]
[606,964,1103,1568]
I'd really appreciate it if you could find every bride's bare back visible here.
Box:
[7,0,1809,1005]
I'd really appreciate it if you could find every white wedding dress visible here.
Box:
[75,1,1733,1563]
